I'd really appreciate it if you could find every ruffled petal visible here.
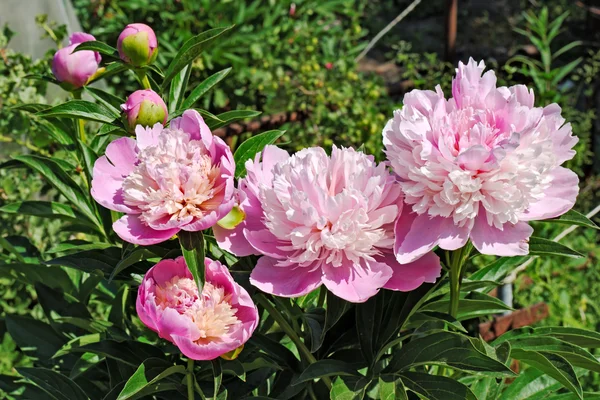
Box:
[470,217,533,256]
[322,260,392,303]
[249,256,322,297]
[383,251,442,292]
[113,214,179,245]
[519,167,579,221]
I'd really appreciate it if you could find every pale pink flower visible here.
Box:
[52,32,101,88]
[383,58,579,261]
[214,145,441,303]
[136,257,259,360]
[91,110,235,245]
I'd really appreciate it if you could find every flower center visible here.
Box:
[186,283,239,343]
[122,129,222,228]
[155,276,198,313]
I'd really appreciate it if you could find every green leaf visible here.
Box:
[162,26,233,89]
[553,41,583,59]
[511,349,582,399]
[211,359,223,399]
[0,263,73,292]
[84,87,125,116]
[551,58,582,86]
[209,109,262,130]
[422,291,513,320]
[294,360,360,385]
[405,311,467,332]
[401,372,477,400]
[498,367,560,400]
[545,209,599,230]
[181,67,232,110]
[321,289,351,345]
[17,367,88,400]
[53,333,102,358]
[528,236,584,258]
[117,362,185,400]
[384,331,515,375]
[12,155,98,224]
[5,315,65,361]
[168,63,191,114]
[56,340,164,367]
[37,100,119,123]
[356,295,381,366]
[0,201,87,223]
[233,130,285,178]
[470,256,529,290]
[73,40,118,56]
[534,327,600,348]
[178,231,206,291]
[379,378,408,400]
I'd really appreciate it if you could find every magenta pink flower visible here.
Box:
[214,146,442,303]
[52,32,101,88]
[117,23,158,67]
[91,110,235,245]
[383,59,579,261]
[121,89,168,132]
[136,257,259,360]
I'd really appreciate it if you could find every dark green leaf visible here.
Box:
[0,201,86,223]
[17,367,88,400]
[6,315,65,361]
[85,87,125,115]
[74,40,118,56]
[178,230,206,290]
[384,331,514,375]
[233,130,284,178]
[422,291,513,320]
[534,327,600,348]
[545,209,599,230]
[294,360,360,385]
[37,100,119,123]
[511,349,582,399]
[181,67,232,110]
[117,362,185,400]
[401,372,477,400]
[470,256,528,289]
[356,296,378,366]
[528,237,583,258]
[168,64,191,113]
[209,109,262,130]
[57,340,164,367]
[379,377,408,400]
[405,311,466,332]
[162,26,233,89]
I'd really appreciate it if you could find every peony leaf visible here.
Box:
[233,129,285,178]
[181,67,232,110]
[17,367,88,400]
[209,109,262,130]
[37,100,120,123]
[400,372,477,400]
[168,63,191,113]
[162,26,233,89]
[117,361,185,400]
[294,360,360,385]
[178,230,206,291]
[544,209,600,230]
[73,40,118,56]
[528,237,584,258]
[379,377,408,400]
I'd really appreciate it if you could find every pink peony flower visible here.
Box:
[117,23,158,67]
[214,145,442,303]
[383,58,579,261]
[121,89,168,132]
[136,257,259,360]
[91,110,235,245]
[52,32,101,88]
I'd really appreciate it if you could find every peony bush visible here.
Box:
[1,22,600,400]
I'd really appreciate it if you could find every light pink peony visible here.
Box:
[91,110,235,245]
[383,58,579,262]
[121,89,168,132]
[214,145,442,303]
[136,257,259,360]
[52,32,101,88]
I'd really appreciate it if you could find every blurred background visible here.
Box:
[1,0,599,390]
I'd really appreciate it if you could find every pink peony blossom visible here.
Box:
[117,23,158,67]
[91,110,235,245]
[136,257,259,360]
[52,32,101,88]
[214,145,442,303]
[121,89,168,132]
[383,58,579,262]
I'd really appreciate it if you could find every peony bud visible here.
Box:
[52,32,101,89]
[117,23,158,67]
[120,89,168,132]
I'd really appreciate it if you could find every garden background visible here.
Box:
[1,0,600,396]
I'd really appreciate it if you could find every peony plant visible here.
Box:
[2,21,599,400]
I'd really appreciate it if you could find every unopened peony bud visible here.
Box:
[121,89,167,132]
[117,23,158,67]
[52,32,101,89]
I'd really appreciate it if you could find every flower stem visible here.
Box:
[187,358,195,400]
[447,242,473,318]
[135,69,152,89]
[256,294,332,389]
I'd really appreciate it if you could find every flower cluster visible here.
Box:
[81,20,579,362]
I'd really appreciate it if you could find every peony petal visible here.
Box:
[250,256,322,297]
[135,123,163,150]
[470,217,533,256]
[519,167,579,221]
[156,307,200,342]
[149,257,191,285]
[394,211,442,264]
[244,229,290,259]
[172,335,237,361]
[383,251,442,291]
[322,260,392,303]
[91,156,137,213]
[213,223,258,257]
[104,137,138,176]
[113,214,179,245]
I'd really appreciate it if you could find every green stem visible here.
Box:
[447,242,473,318]
[187,358,195,400]
[317,287,326,308]
[135,69,152,89]
[256,294,332,389]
